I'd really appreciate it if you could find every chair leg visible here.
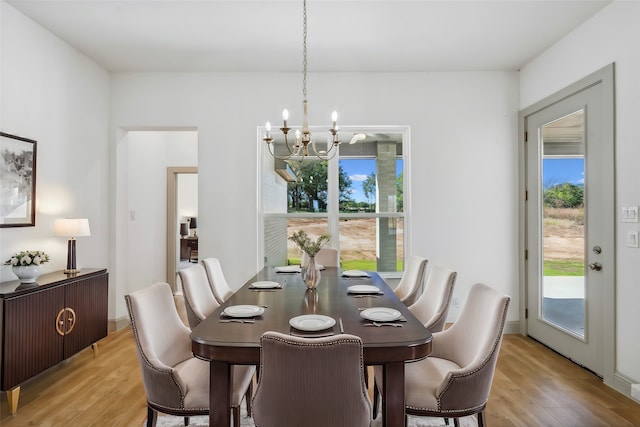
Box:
[146,407,158,427]
[184,416,189,426]
[372,378,380,419]
[444,418,450,425]
[245,380,253,417]
[477,411,486,427]
[233,405,240,427]
[453,418,460,427]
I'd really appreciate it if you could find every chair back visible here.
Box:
[178,264,220,328]
[408,265,456,332]
[435,283,510,412]
[125,282,195,409]
[201,257,235,304]
[394,255,428,306]
[301,248,340,268]
[252,332,371,427]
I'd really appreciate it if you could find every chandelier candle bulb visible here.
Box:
[332,111,337,129]
[282,109,289,127]
[265,121,271,138]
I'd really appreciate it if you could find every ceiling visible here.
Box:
[6,0,612,73]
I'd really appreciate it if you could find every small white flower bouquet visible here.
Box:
[4,250,51,266]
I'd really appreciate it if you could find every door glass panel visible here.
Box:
[540,110,585,338]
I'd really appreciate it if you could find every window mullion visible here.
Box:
[327,141,340,248]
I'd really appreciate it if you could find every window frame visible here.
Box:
[258,125,411,278]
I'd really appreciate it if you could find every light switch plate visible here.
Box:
[628,231,639,248]
[622,206,639,223]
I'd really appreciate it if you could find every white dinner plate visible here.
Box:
[274,265,301,273]
[360,307,401,322]
[250,281,281,289]
[289,314,336,331]
[347,285,381,294]
[342,270,370,277]
[223,305,265,318]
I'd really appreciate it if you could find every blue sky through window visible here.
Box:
[340,159,403,203]
[543,158,584,188]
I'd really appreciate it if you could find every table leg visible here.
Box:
[382,362,405,427]
[210,361,232,427]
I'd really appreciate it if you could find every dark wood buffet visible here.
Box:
[0,268,108,414]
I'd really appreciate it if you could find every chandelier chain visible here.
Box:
[303,0,308,101]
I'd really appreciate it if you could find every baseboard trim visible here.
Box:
[611,372,640,403]
[109,316,130,333]
[503,320,520,334]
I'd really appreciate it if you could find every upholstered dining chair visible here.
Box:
[178,264,220,329]
[374,283,510,427]
[125,282,254,427]
[301,247,340,268]
[409,265,457,332]
[201,257,235,304]
[393,255,428,306]
[252,331,372,427]
[373,265,457,418]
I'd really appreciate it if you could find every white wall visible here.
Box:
[111,71,520,325]
[125,131,197,296]
[0,3,110,282]
[519,0,640,391]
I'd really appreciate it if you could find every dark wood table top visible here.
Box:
[191,267,432,365]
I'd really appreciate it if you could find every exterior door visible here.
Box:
[522,65,614,376]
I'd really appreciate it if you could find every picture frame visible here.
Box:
[0,132,37,227]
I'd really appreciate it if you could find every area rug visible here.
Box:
[147,409,478,427]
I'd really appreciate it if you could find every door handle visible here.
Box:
[589,262,602,271]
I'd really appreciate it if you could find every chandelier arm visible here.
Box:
[282,130,296,155]
[266,141,294,161]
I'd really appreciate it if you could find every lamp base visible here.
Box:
[63,268,81,274]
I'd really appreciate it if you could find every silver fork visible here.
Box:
[364,322,403,327]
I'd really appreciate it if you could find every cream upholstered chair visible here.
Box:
[393,255,428,306]
[409,265,457,332]
[252,331,372,427]
[178,264,220,329]
[125,282,254,427]
[201,257,235,304]
[375,283,510,427]
[301,247,340,268]
[373,265,457,418]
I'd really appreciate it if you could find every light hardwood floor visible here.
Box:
[1,328,640,426]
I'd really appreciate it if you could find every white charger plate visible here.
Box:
[223,305,265,318]
[342,270,369,277]
[289,314,336,331]
[250,281,281,289]
[347,284,381,294]
[275,265,301,273]
[360,307,401,322]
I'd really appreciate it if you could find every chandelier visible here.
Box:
[263,0,340,161]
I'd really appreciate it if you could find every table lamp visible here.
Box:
[53,218,91,273]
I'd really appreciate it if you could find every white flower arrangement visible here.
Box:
[4,250,51,266]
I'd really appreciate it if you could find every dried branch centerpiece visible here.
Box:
[288,230,330,289]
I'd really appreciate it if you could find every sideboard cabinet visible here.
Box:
[0,268,108,414]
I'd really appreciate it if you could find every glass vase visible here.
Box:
[302,255,321,289]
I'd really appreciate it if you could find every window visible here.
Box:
[260,127,408,274]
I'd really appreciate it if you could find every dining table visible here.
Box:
[190,266,432,427]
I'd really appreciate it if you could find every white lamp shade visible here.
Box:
[53,218,91,238]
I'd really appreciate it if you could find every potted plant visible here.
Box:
[4,250,50,283]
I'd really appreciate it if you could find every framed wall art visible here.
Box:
[0,132,37,227]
